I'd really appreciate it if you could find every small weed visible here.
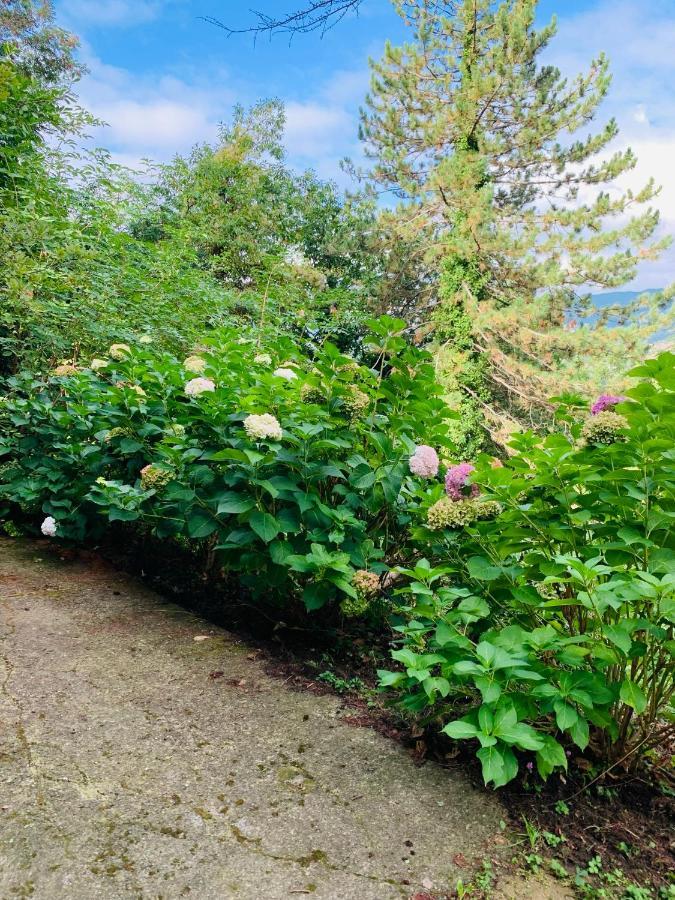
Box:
[317,671,365,695]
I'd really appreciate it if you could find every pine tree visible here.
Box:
[360,0,673,448]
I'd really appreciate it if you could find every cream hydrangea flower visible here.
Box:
[41,516,57,537]
[185,377,215,397]
[109,343,131,360]
[244,413,283,441]
[183,355,207,374]
[254,353,272,366]
[90,358,109,371]
[273,367,298,381]
[139,335,153,345]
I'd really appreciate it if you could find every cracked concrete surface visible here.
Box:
[0,537,507,899]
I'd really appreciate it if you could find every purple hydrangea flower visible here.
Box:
[445,463,479,501]
[409,445,440,478]
[590,394,626,416]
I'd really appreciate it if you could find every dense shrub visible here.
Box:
[0,317,457,613]
[379,352,675,785]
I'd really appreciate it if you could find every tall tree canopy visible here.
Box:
[360,0,673,448]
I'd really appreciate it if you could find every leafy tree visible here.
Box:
[360,0,673,449]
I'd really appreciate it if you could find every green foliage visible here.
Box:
[0,317,457,612]
[361,0,674,433]
[378,352,675,786]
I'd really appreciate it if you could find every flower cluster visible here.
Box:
[109,343,131,360]
[41,516,57,537]
[140,464,174,491]
[244,413,283,442]
[254,353,272,366]
[52,363,79,377]
[427,497,501,530]
[343,387,370,420]
[164,423,186,438]
[185,377,215,397]
[273,367,298,381]
[300,383,325,404]
[104,426,129,443]
[183,355,207,374]
[409,445,440,478]
[353,569,380,598]
[445,463,479,501]
[116,381,146,397]
[340,593,370,618]
[582,410,628,446]
[590,394,626,415]
[90,358,108,371]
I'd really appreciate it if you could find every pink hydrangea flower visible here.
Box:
[590,394,626,415]
[409,445,440,478]
[445,463,479,501]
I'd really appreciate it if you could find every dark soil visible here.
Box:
[30,529,675,897]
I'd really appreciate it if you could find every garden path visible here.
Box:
[0,538,563,899]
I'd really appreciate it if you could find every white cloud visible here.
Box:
[73,48,232,164]
[284,101,354,158]
[59,0,160,27]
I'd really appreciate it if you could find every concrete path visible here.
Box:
[0,538,506,899]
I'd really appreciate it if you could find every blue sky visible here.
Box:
[54,0,675,290]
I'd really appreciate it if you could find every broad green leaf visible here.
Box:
[249,511,280,543]
[619,679,647,715]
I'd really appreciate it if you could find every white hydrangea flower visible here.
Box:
[273,367,298,381]
[139,335,153,345]
[184,377,215,397]
[109,343,131,360]
[90,358,109,371]
[244,413,283,441]
[254,353,272,366]
[183,355,207,374]
[41,516,57,537]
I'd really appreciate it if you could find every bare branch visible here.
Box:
[203,0,364,38]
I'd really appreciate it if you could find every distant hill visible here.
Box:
[592,289,661,308]
[590,290,671,349]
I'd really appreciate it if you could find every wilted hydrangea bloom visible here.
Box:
[183,355,207,374]
[445,463,479,501]
[116,381,145,397]
[109,343,131,360]
[104,426,128,443]
[344,387,370,420]
[90,358,108,371]
[409,445,440,478]
[273,367,298,381]
[340,593,370,618]
[244,413,283,441]
[140,464,174,491]
[52,363,79,376]
[41,516,57,537]
[582,410,628,445]
[590,394,626,416]
[185,377,215,397]
[300,383,325,404]
[254,353,272,366]
[353,569,380,598]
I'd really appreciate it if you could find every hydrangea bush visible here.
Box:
[379,353,675,786]
[0,317,457,613]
